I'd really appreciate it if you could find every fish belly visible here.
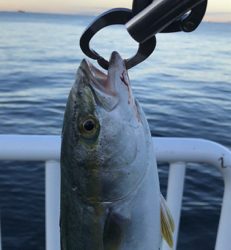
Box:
[61,163,160,250]
[111,162,161,250]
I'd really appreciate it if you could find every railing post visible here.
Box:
[0,212,2,250]
[215,170,231,250]
[45,160,60,250]
[161,162,186,250]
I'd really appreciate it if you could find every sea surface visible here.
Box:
[0,11,230,250]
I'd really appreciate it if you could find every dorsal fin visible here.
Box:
[160,193,175,248]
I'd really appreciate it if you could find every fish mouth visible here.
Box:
[78,52,128,110]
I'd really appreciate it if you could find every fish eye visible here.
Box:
[79,115,99,138]
[83,119,95,132]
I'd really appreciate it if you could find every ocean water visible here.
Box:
[0,11,230,250]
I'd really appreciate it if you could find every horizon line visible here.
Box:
[0,10,231,23]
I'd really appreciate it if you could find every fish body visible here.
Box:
[60,52,161,250]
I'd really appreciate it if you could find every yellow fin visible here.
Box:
[160,193,175,248]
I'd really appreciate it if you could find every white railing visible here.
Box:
[0,213,1,250]
[0,135,231,250]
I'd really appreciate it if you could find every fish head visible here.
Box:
[61,52,150,203]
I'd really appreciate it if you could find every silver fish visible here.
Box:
[60,52,173,250]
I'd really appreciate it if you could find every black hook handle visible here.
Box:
[161,0,208,33]
[127,0,208,43]
[132,0,152,16]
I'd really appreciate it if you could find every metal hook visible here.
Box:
[79,8,156,70]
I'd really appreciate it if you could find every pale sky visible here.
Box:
[0,0,231,21]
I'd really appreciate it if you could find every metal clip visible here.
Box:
[79,8,156,70]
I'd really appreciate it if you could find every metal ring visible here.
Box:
[160,0,207,33]
[180,0,207,32]
[79,8,156,70]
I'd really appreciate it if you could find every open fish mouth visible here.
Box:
[77,52,131,111]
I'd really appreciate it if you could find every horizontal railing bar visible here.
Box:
[153,137,231,170]
[0,135,231,170]
[0,135,60,161]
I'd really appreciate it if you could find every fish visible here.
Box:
[60,51,174,250]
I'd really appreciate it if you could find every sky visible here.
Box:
[0,0,230,22]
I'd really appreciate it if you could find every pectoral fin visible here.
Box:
[160,193,175,248]
[103,207,131,250]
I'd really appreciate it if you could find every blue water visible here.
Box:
[0,11,230,250]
